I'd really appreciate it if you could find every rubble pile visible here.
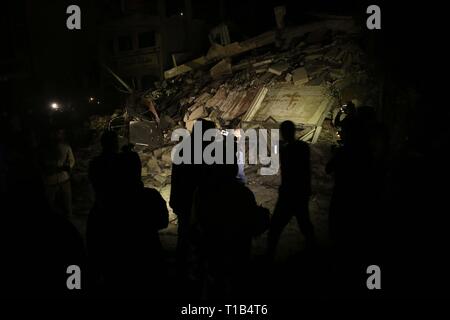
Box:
[82,17,379,219]
[149,17,377,133]
[138,146,172,186]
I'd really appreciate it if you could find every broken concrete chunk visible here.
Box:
[210,58,232,79]
[253,59,273,68]
[147,157,162,174]
[333,77,353,91]
[161,149,173,166]
[159,169,171,178]
[285,73,293,82]
[159,114,176,131]
[154,174,167,184]
[292,67,309,85]
[329,68,345,80]
[206,42,242,60]
[152,148,163,159]
[186,105,208,122]
[268,62,289,76]
[304,54,323,61]
[185,119,196,132]
[306,72,327,86]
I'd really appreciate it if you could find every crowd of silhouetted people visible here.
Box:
[1,104,450,299]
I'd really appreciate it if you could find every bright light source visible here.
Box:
[89,97,95,102]
[51,103,59,110]
[180,12,184,16]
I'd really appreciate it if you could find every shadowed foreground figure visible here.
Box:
[188,141,270,300]
[1,123,85,298]
[88,133,168,298]
[326,107,383,246]
[169,119,216,285]
[267,120,315,258]
[87,130,121,293]
[326,106,386,297]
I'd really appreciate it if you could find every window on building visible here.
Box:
[118,35,132,51]
[138,31,156,48]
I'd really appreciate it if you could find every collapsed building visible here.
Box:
[138,15,378,140]
[85,13,379,220]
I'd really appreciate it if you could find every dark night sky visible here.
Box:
[27,0,98,97]
[2,0,446,112]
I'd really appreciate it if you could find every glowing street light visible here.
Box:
[51,102,60,110]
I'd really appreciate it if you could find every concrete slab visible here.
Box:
[243,84,335,128]
[292,67,309,85]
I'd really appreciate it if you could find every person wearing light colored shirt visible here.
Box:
[42,129,75,217]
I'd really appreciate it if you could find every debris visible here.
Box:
[147,156,162,174]
[210,58,232,79]
[164,56,208,79]
[305,54,323,61]
[129,119,164,149]
[154,174,167,185]
[161,149,173,166]
[268,62,289,76]
[242,84,335,143]
[164,17,357,80]
[101,15,374,165]
[159,114,177,131]
[206,42,243,61]
[253,59,273,68]
[329,68,345,80]
[305,28,330,44]
[284,73,293,82]
[242,87,269,123]
[292,67,309,85]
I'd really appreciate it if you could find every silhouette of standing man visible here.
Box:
[267,121,315,258]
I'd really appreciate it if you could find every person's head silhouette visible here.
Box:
[280,120,296,142]
[101,130,119,154]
